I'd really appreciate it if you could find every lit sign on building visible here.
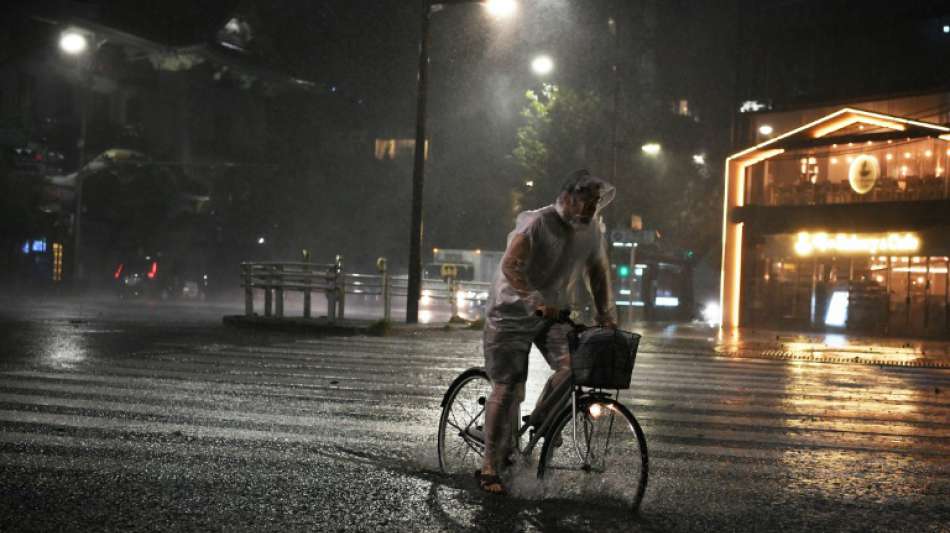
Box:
[847,154,880,194]
[794,232,920,257]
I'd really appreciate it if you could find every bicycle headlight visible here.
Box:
[589,403,605,419]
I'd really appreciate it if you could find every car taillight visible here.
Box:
[147,261,157,279]
[114,263,124,279]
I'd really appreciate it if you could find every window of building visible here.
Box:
[373,138,427,161]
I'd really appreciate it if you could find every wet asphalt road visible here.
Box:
[0,296,948,532]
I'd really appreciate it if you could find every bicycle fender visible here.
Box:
[440,367,488,407]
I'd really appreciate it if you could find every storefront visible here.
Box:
[721,108,950,337]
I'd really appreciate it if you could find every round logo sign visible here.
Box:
[848,154,880,194]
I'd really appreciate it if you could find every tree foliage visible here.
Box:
[511,84,723,259]
[513,84,606,203]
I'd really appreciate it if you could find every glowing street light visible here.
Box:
[692,154,705,165]
[641,143,661,156]
[484,0,517,18]
[406,0,517,324]
[59,27,102,285]
[530,55,554,76]
[59,30,89,55]
[758,124,774,136]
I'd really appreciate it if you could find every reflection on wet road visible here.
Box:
[0,299,948,531]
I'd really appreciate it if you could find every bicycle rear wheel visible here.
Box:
[437,368,492,475]
[537,396,648,512]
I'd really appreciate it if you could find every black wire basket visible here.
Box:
[568,327,641,389]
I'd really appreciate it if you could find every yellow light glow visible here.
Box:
[831,158,838,164]
[904,152,912,159]
[886,153,893,160]
[794,232,921,257]
[589,403,605,419]
[720,148,784,328]
[925,150,933,157]
[812,115,906,139]
[484,0,517,18]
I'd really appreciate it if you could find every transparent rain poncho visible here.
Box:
[483,173,616,385]
[480,173,616,473]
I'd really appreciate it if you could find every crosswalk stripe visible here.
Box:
[2,331,949,487]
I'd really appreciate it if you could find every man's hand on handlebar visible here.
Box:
[535,305,560,320]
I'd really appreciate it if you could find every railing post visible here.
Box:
[326,263,337,323]
[275,264,284,318]
[449,276,459,319]
[264,265,273,317]
[243,263,253,316]
[303,249,312,319]
[377,257,390,322]
[336,254,345,320]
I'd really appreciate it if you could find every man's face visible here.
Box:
[562,187,600,227]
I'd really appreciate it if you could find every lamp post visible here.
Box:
[530,54,554,77]
[60,28,103,284]
[406,0,516,323]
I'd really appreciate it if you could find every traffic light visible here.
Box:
[618,264,631,278]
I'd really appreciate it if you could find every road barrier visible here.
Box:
[241,255,346,321]
[241,255,491,323]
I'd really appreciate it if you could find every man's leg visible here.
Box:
[482,381,524,476]
[481,321,534,493]
[528,323,573,429]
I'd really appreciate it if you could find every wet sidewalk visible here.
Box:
[633,321,950,369]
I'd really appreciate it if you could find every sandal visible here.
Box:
[474,469,507,496]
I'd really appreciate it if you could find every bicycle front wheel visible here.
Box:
[437,368,492,475]
[537,397,648,512]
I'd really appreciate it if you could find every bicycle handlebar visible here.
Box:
[534,308,574,323]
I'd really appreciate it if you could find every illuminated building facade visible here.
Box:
[721,108,950,337]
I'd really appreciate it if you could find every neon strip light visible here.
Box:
[794,232,920,257]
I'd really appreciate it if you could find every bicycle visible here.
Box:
[436,312,649,512]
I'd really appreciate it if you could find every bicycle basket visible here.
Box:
[568,327,641,389]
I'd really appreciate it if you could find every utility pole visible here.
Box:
[406,0,432,324]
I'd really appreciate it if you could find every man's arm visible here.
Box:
[587,243,616,327]
[501,233,532,296]
[501,233,555,318]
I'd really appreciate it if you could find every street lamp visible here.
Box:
[484,0,517,17]
[59,27,103,284]
[641,143,661,156]
[530,55,554,76]
[59,31,88,55]
[406,0,516,324]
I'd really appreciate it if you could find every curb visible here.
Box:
[716,349,950,369]
[222,315,378,336]
[221,315,481,337]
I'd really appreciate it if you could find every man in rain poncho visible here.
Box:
[477,169,617,495]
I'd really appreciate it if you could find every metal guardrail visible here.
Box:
[241,256,345,321]
[242,255,492,323]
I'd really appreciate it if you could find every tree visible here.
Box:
[513,84,607,204]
